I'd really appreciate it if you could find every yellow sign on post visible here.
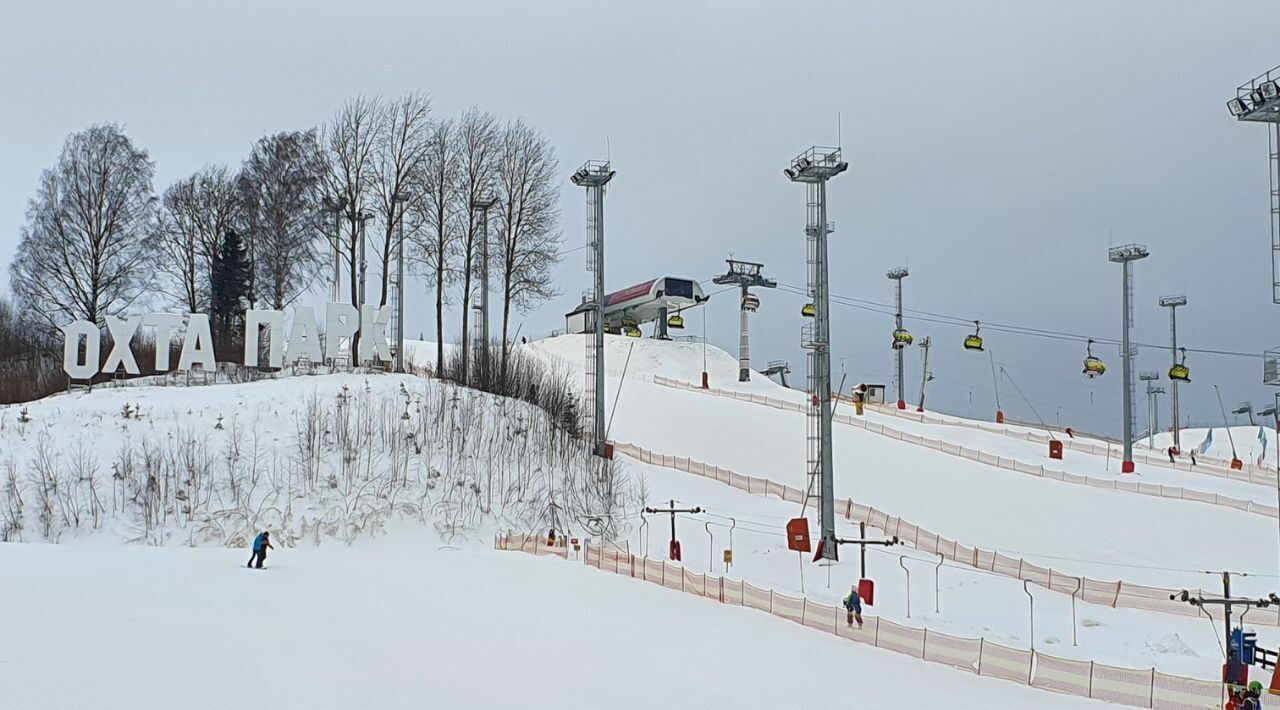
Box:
[723,549,733,565]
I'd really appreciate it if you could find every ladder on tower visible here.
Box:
[1270,123,1280,303]
[582,183,601,447]
[800,184,825,514]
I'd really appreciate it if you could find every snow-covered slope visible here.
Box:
[0,528,1107,710]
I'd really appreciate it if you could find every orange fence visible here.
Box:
[497,533,1222,709]
[611,439,1280,628]
[651,376,1280,519]
[864,400,1276,485]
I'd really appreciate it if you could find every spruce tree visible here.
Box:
[209,228,252,362]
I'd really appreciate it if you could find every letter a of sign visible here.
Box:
[178,314,216,372]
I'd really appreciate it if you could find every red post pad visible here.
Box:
[858,578,875,606]
[786,518,811,553]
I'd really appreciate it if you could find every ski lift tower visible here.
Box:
[1109,243,1149,474]
[713,259,776,382]
[1159,294,1187,452]
[1227,68,1280,389]
[571,160,616,457]
[887,267,910,409]
[473,194,498,373]
[785,146,848,561]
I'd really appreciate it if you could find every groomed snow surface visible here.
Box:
[1,526,1108,710]
[6,333,1268,707]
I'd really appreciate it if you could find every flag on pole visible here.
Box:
[1198,429,1214,455]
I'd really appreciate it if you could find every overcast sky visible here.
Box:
[3,1,1279,440]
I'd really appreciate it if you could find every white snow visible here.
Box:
[0,528,1110,710]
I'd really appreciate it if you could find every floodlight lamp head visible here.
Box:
[1253,88,1268,106]
[886,267,909,280]
[1228,97,1250,117]
[1265,80,1280,100]
[1139,371,1160,381]
[1108,243,1149,262]
[1158,294,1187,308]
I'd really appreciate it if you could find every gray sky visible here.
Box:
[3,1,1280,439]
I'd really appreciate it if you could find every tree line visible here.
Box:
[2,92,562,397]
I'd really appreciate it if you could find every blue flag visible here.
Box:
[1198,429,1214,455]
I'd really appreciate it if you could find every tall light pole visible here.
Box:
[1110,243,1150,473]
[917,336,933,413]
[1159,294,1187,452]
[1140,371,1161,448]
[712,259,776,382]
[322,196,346,307]
[887,267,909,410]
[571,160,615,457]
[391,192,410,373]
[473,195,498,377]
[786,146,848,561]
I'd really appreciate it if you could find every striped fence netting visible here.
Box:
[496,534,1222,709]
[609,439,1280,628]
[649,375,1280,520]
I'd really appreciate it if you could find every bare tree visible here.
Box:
[412,117,460,374]
[324,97,384,352]
[10,123,157,329]
[455,108,500,381]
[371,93,433,308]
[153,166,239,312]
[495,119,562,375]
[237,130,327,310]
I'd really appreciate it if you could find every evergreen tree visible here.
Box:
[209,229,252,362]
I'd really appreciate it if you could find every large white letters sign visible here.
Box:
[62,303,394,378]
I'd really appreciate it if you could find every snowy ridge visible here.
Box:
[500,533,1223,708]
[651,375,1280,520]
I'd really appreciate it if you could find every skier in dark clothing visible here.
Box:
[247,531,273,568]
[1167,447,1176,464]
[842,586,863,629]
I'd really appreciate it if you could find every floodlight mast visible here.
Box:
[712,259,777,382]
[785,146,848,562]
[887,267,909,409]
[1158,294,1187,451]
[1229,67,1280,304]
[1109,243,1150,473]
[571,160,616,458]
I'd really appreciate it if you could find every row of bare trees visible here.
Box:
[5,93,562,386]
[324,95,562,377]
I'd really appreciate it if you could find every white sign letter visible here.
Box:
[359,305,393,363]
[325,302,357,362]
[284,306,323,365]
[178,314,216,372]
[244,309,285,368]
[101,315,143,375]
[62,320,100,380]
[145,313,184,371]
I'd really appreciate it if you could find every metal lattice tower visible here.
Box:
[887,267,909,409]
[1229,68,1280,303]
[713,259,776,382]
[786,146,847,561]
[1158,294,1186,451]
[1110,243,1149,473]
[571,160,615,456]
[473,195,498,376]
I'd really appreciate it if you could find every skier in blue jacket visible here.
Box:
[843,586,863,629]
[247,531,273,569]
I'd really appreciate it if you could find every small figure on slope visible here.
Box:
[843,586,863,629]
[247,530,273,569]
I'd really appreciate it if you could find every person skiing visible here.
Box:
[1167,446,1176,464]
[842,586,863,629]
[1246,681,1264,709]
[1189,449,1197,467]
[247,531,273,569]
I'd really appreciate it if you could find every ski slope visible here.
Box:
[0,528,1108,710]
